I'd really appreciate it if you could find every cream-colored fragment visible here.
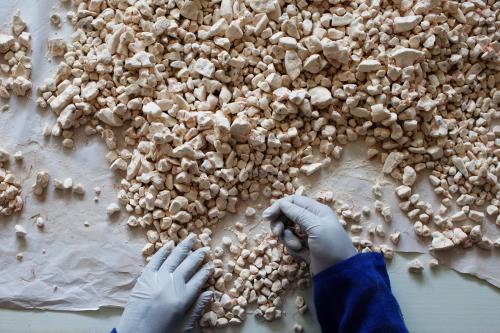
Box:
[35,217,45,228]
[48,38,67,57]
[309,86,332,108]
[393,16,422,33]
[382,152,404,174]
[300,163,322,176]
[12,11,27,36]
[391,48,425,68]
[331,13,353,26]
[396,185,411,199]
[0,147,10,162]
[0,34,15,53]
[322,39,350,64]
[428,258,439,268]
[193,58,215,78]
[408,259,423,273]
[96,108,123,127]
[106,203,120,216]
[49,85,79,113]
[431,231,454,251]
[402,166,416,186]
[248,0,278,13]
[32,171,50,196]
[357,60,382,72]
[389,232,400,245]
[15,224,27,238]
[284,50,302,80]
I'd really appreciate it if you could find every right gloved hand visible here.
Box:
[262,195,357,275]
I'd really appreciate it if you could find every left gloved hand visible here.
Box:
[117,234,214,333]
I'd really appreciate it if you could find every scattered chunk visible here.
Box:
[106,203,120,216]
[15,224,27,238]
[408,259,423,273]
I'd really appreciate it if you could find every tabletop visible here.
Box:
[1,253,499,333]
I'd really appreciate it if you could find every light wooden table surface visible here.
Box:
[0,253,499,333]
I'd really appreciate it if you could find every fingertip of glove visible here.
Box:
[284,229,303,251]
[270,220,284,236]
[177,234,197,250]
[202,290,213,300]
[262,199,282,219]
[195,247,211,261]
[166,239,175,249]
[185,233,197,243]
[261,207,273,220]
[205,262,215,275]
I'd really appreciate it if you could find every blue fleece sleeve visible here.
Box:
[313,253,408,333]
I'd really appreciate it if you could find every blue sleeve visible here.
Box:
[110,329,117,333]
[313,253,408,333]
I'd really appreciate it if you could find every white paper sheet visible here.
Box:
[0,0,498,312]
[0,0,146,310]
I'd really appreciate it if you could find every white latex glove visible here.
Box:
[117,234,214,333]
[263,195,356,275]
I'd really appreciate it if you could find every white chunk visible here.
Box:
[393,16,422,33]
[193,58,215,78]
[0,147,11,162]
[63,178,73,190]
[35,217,45,228]
[391,48,425,68]
[428,258,439,268]
[106,203,120,216]
[431,231,454,251]
[300,163,322,176]
[309,86,332,108]
[402,166,416,186]
[357,60,382,72]
[15,224,27,238]
[382,152,404,174]
[408,259,423,273]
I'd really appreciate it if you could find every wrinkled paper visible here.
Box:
[0,0,498,312]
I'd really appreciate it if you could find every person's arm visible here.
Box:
[314,252,408,333]
[264,195,408,333]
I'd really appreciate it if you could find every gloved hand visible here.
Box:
[263,195,357,275]
[117,234,214,333]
